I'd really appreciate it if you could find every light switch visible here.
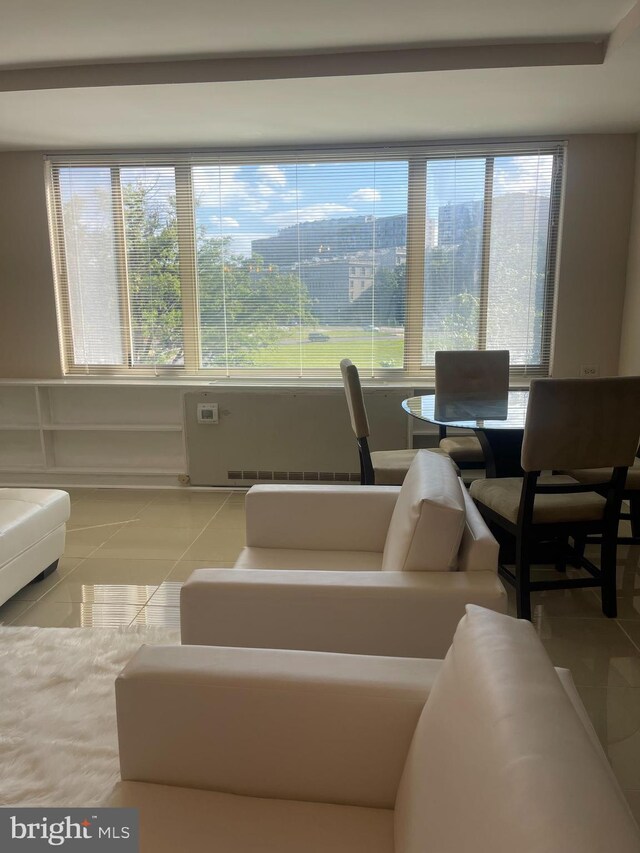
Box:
[197,403,219,424]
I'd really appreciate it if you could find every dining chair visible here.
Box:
[435,350,509,469]
[469,376,640,620]
[565,449,640,545]
[340,358,456,485]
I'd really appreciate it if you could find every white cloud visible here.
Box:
[494,156,553,195]
[240,198,270,213]
[265,203,355,228]
[258,165,287,186]
[257,183,276,197]
[350,187,381,203]
[281,189,300,203]
[193,166,249,207]
[209,215,240,229]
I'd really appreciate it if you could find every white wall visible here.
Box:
[0,153,62,378]
[552,134,636,378]
[619,134,640,375]
[0,136,636,381]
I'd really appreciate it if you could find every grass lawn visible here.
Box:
[249,327,405,369]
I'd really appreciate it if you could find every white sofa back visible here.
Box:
[395,605,640,853]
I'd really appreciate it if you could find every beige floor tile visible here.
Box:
[529,587,604,619]
[147,582,183,607]
[618,621,640,652]
[135,502,224,528]
[76,491,157,513]
[45,557,174,604]
[90,524,203,560]
[63,524,125,557]
[11,600,142,628]
[535,617,640,687]
[624,790,640,825]
[68,500,146,528]
[577,685,640,790]
[132,605,181,629]
[64,488,98,503]
[207,506,247,530]
[147,491,231,507]
[166,560,234,581]
[0,597,34,624]
[181,527,246,561]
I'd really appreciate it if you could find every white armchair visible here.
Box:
[181,450,507,659]
[111,607,640,852]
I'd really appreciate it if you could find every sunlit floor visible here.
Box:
[0,485,639,821]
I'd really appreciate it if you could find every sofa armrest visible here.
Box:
[181,568,508,659]
[116,644,435,809]
[245,485,399,552]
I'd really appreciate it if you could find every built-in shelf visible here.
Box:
[41,424,183,432]
[0,382,187,486]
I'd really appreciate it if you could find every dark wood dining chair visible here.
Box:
[435,350,509,469]
[340,358,456,485]
[469,376,640,620]
[565,449,640,545]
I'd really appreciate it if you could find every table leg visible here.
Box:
[476,429,524,478]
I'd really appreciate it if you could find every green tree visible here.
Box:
[197,239,312,367]
[120,179,309,368]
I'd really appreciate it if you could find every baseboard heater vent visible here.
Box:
[228,470,360,483]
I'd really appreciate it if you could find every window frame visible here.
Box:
[46,142,565,381]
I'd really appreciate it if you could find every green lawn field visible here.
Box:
[248,327,405,369]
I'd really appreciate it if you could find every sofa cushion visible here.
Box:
[381,450,466,572]
[0,489,70,567]
[394,606,640,853]
[109,781,393,853]
[235,547,383,572]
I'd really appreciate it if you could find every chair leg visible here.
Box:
[515,536,532,620]
[554,536,568,573]
[600,534,618,618]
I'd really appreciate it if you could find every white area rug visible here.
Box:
[0,625,179,807]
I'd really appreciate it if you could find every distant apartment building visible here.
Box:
[252,213,407,267]
[297,247,405,321]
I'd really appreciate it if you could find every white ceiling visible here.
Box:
[0,0,639,150]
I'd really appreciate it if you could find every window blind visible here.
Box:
[47,142,564,379]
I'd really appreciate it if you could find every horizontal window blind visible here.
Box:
[47,142,564,379]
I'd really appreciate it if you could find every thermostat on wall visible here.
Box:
[197,403,219,424]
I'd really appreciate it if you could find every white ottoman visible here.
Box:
[0,489,70,607]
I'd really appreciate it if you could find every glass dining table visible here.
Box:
[402,390,530,478]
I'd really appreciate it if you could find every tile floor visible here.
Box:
[0,486,639,820]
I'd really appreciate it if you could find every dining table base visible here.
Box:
[475,428,524,479]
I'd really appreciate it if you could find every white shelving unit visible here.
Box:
[0,381,198,487]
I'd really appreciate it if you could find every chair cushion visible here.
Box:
[235,547,383,572]
[469,475,606,524]
[381,450,466,572]
[439,435,484,464]
[110,781,394,853]
[0,489,70,567]
[371,448,459,485]
[394,605,640,853]
[566,458,640,490]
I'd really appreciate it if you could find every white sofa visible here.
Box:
[181,450,506,659]
[0,488,70,608]
[111,606,640,852]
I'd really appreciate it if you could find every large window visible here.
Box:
[48,144,563,378]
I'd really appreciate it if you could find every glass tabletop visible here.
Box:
[402,390,530,430]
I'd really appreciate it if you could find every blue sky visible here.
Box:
[59,154,553,258]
